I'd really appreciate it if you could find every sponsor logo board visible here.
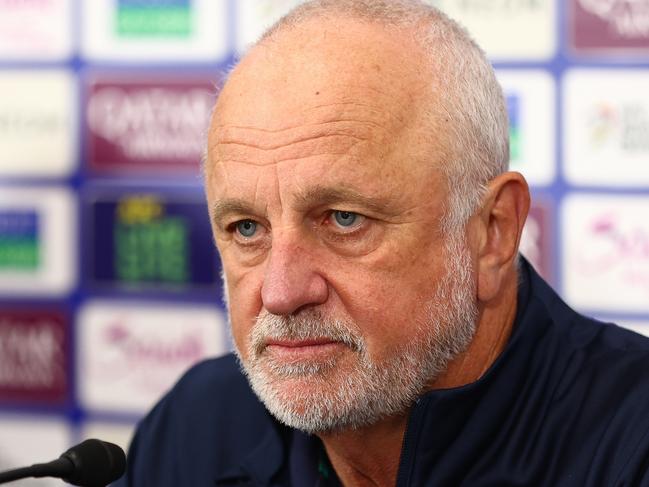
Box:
[86,74,218,174]
[430,0,556,60]
[0,415,70,486]
[81,0,227,62]
[87,191,220,292]
[520,200,553,282]
[562,194,649,312]
[498,70,556,186]
[0,310,68,405]
[0,211,39,271]
[570,0,649,55]
[0,0,72,61]
[78,301,227,414]
[0,188,76,296]
[564,70,649,186]
[116,0,192,38]
[0,71,76,178]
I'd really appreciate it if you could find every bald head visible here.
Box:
[209,0,508,230]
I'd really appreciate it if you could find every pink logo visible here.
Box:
[575,214,649,291]
[102,319,204,365]
[86,314,213,396]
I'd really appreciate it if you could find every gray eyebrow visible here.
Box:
[210,199,255,228]
[293,185,395,215]
[210,185,396,228]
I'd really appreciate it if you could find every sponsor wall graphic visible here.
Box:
[77,301,227,414]
[562,194,649,313]
[431,0,556,60]
[570,0,649,55]
[0,310,68,405]
[0,70,76,178]
[116,0,193,38]
[564,70,649,186]
[0,415,70,487]
[0,0,73,61]
[85,74,219,174]
[86,191,220,292]
[0,188,76,296]
[497,70,556,186]
[81,0,228,62]
[0,0,648,460]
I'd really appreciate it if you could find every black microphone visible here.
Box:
[0,438,126,486]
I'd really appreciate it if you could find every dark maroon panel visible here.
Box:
[0,309,69,405]
[571,0,649,53]
[86,74,220,174]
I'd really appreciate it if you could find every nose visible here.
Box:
[261,237,329,316]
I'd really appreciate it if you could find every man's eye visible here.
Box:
[235,220,258,237]
[332,211,360,228]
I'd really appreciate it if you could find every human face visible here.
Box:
[206,20,477,431]
[238,234,477,433]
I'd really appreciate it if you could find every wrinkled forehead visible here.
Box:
[210,17,435,144]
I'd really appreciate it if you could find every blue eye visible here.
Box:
[333,211,358,227]
[236,220,257,237]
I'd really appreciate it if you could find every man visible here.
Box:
[116,1,649,486]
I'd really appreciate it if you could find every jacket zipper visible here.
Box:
[395,398,428,487]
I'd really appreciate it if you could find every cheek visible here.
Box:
[223,264,265,359]
[329,245,446,353]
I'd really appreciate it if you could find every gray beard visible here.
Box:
[233,234,478,434]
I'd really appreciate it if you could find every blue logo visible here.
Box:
[507,94,521,162]
[0,211,40,271]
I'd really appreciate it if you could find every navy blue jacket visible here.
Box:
[115,262,649,486]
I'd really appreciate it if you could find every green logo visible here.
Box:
[116,0,192,38]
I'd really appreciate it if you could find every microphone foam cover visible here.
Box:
[61,438,126,487]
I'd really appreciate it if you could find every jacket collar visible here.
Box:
[214,414,286,485]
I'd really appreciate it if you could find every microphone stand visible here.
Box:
[0,457,73,483]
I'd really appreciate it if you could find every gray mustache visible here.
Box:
[251,309,364,355]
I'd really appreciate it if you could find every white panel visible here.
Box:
[0,0,73,61]
[81,0,228,62]
[78,301,228,414]
[564,70,649,186]
[0,415,70,487]
[497,70,556,186]
[0,71,76,178]
[562,194,649,312]
[431,0,557,60]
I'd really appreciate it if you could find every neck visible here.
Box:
[320,269,519,486]
[320,414,407,487]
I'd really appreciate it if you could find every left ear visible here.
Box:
[471,172,530,302]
